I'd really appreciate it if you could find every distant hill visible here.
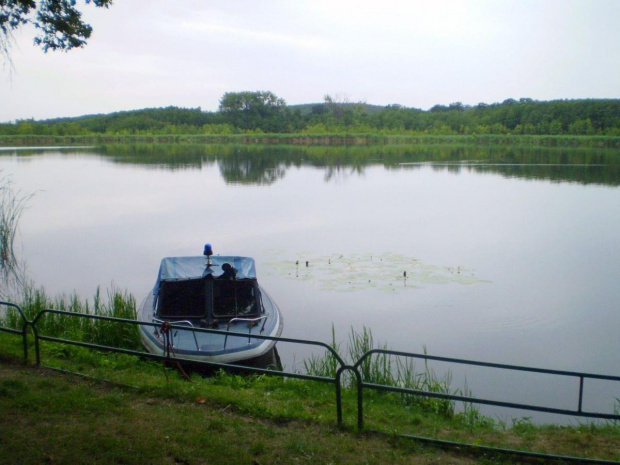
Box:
[40,106,214,125]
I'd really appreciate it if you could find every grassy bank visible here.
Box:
[1,289,619,464]
[1,133,620,148]
[1,358,456,465]
[1,347,619,464]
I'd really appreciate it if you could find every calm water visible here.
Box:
[1,144,619,423]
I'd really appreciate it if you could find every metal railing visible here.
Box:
[0,301,29,361]
[0,303,349,423]
[354,349,620,429]
[2,301,619,463]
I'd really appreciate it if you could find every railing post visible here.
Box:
[356,368,363,430]
[335,365,363,430]
[578,375,584,413]
[32,324,41,366]
[21,320,29,362]
[335,369,343,426]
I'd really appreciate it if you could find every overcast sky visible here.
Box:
[1,0,619,122]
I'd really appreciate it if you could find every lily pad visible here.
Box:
[263,252,489,293]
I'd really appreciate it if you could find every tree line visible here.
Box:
[2,92,620,137]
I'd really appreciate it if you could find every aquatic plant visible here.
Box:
[304,326,462,418]
[0,173,32,298]
[0,285,141,350]
[611,398,620,427]
[265,251,488,293]
[302,324,341,379]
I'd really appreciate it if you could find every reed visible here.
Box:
[304,326,460,418]
[1,285,141,350]
[0,173,32,297]
[612,398,620,427]
[302,324,341,379]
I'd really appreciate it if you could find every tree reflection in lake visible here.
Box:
[97,143,620,186]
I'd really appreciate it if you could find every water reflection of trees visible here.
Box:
[96,143,620,187]
[323,165,365,183]
[217,154,286,185]
[99,144,218,171]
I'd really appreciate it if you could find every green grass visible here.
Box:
[1,286,141,351]
[0,361,475,465]
[1,345,619,464]
[1,292,619,463]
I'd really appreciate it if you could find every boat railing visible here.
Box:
[152,318,195,327]
[224,315,268,349]
[152,316,269,351]
[152,317,200,352]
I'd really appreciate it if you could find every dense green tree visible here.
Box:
[1,0,112,60]
[219,91,289,132]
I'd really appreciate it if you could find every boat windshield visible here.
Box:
[156,276,260,320]
[157,277,207,318]
[213,279,259,318]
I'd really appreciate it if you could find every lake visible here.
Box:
[1,143,619,423]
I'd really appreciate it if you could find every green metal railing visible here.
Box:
[0,301,29,361]
[354,349,620,428]
[2,301,619,464]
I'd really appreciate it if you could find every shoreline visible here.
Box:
[1,133,620,148]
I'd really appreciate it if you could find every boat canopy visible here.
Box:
[153,256,260,318]
[157,256,257,283]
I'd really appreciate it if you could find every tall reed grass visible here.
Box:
[304,325,463,418]
[1,285,142,350]
[0,173,32,297]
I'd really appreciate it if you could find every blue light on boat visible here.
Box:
[203,243,213,257]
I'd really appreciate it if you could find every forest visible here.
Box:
[1,92,620,137]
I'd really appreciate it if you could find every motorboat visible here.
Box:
[138,244,283,368]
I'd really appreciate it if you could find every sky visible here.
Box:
[1,0,619,122]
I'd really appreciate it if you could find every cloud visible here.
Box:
[179,22,330,52]
[1,0,619,121]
